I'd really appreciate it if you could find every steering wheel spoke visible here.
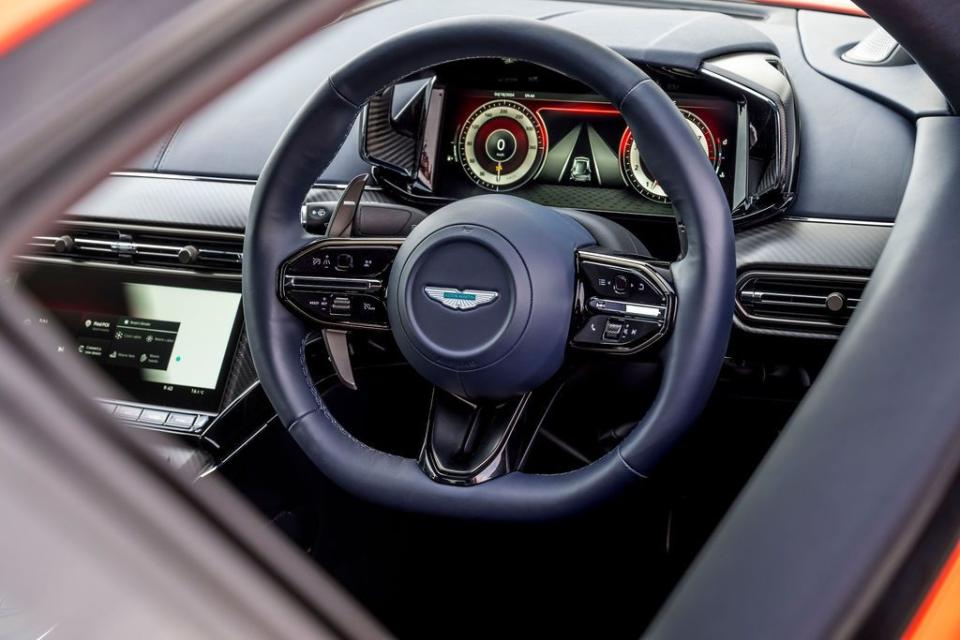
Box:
[278,237,401,330]
[419,381,563,485]
[570,249,676,356]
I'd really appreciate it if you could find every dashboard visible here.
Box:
[10,0,938,460]
[13,223,249,437]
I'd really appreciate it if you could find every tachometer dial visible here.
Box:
[457,100,546,191]
[620,110,718,204]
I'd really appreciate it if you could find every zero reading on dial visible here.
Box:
[620,109,719,204]
[457,100,546,191]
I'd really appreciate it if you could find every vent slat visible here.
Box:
[25,224,243,273]
[736,270,869,335]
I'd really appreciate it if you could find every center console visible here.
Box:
[14,223,250,438]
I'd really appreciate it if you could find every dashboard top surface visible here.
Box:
[108,0,941,225]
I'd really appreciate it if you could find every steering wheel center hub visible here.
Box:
[387,195,594,399]
[400,225,525,365]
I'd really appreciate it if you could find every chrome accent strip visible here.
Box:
[700,66,788,190]
[13,255,242,280]
[63,219,246,239]
[700,54,796,223]
[197,420,272,479]
[284,275,383,292]
[194,379,262,441]
[109,171,259,185]
[577,250,673,286]
[108,170,381,191]
[25,221,245,270]
[589,297,665,320]
[782,216,894,228]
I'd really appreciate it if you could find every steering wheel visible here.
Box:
[243,16,734,520]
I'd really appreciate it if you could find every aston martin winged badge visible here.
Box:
[424,286,499,311]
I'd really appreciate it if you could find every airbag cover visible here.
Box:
[387,195,594,399]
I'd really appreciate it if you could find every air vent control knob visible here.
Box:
[178,245,199,265]
[54,235,74,253]
[825,292,846,313]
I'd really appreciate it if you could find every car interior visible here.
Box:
[6,0,959,637]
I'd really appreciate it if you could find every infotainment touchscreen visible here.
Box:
[16,262,242,413]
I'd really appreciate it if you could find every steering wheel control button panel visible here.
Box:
[581,261,665,306]
[573,252,675,354]
[278,238,402,330]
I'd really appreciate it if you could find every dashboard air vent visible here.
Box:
[736,270,869,336]
[27,223,243,273]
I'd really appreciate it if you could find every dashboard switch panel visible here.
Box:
[108,401,210,435]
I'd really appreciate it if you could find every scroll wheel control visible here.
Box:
[336,253,354,270]
[613,274,629,295]
[603,318,623,341]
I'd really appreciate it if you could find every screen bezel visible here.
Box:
[15,258,243,414]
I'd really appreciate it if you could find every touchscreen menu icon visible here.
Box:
[78,314,181,371]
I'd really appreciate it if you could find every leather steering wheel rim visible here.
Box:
[243,16,734,520]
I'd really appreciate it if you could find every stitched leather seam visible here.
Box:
[299,331,325,408]
[327,76,360,109]
[617,77,654,112]
[290,331,393,456]
[617,447,649,479]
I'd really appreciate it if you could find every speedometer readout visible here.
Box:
[456,100,546,191]
[619,110,719,204]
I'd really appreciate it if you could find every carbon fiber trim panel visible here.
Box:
[221,330,258,411]
[67,175,392,231]
[736,218,889,273]
[735,218,890,339]
[361,92,417,174]
[520,183,670,216]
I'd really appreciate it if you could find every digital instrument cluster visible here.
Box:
[436,89,738,214]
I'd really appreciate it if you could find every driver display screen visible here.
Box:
[16,263,242,413]
[432,88,738,214]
